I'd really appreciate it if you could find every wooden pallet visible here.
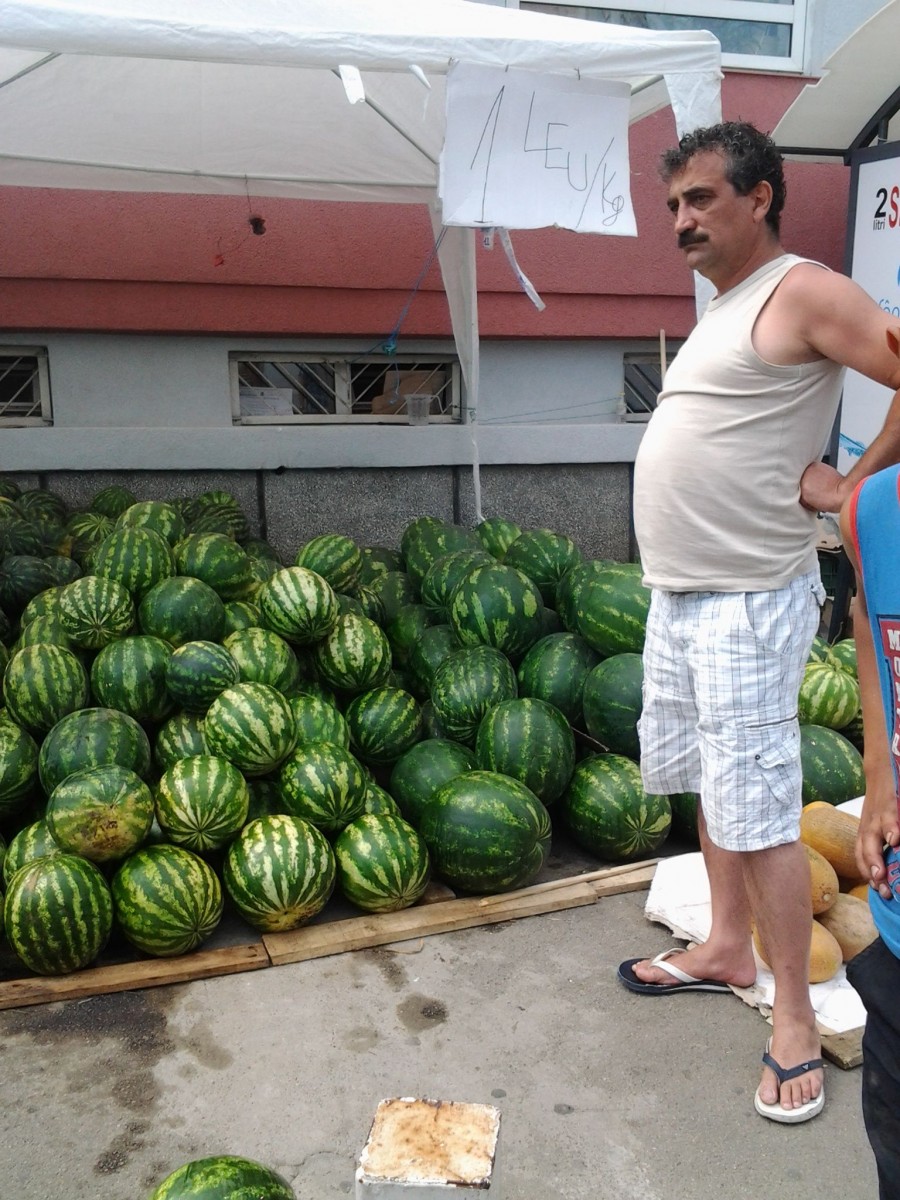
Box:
[0,859,657,1012]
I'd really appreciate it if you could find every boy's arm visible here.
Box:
[839,499,900,896]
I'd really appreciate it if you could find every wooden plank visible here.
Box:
[0,942,270,1012]
[264,880,600,965]
[820,1026,864,1071]
[589,862,657,897]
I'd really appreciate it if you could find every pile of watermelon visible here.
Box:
[0,477,866,976]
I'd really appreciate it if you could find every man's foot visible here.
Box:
[756,1025,824,1119]
[626,943,757,991]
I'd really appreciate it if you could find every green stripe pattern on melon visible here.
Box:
[203,682,297,776]
[420,770,551,894]
[798,661,861,730]
[90,485,136,519]
[2,819,63,887]
[4,853,113,975]
[116,500,186,545]
[154,711,208,773]
[389,738,477,828]
[222,627,302,694]
[800,724,865,805]
[573,562,650,657]
[449,561,544,659]
[223,814,335,933]
[112,843,224,956]
[258,566,339,645]
[502,529,582,607]
[420,550,493,620]
[345,686,423,766]
[581,652,644,759]
[408,624,461,700]
[90,634,174,723]
[295,533,362,594]
[289,693,350,749]
[154,755,250,851]
[165,640,240,712]
[312,612,392,693]
[173,531,256,600]
[475,516,522,559]
[39,707,153,796]
[91,526,175,600]
[474,697,575,806]
[277,741,367,836]
[46,764,154,862]
[561,754,671,862]
[516,632,600,727]
[334,813,431,912]
[138,576,227,647]
[0,719,39,816]
[57,575,135,649]
[430,645,518,746]
[2,643,91,735]
[147,1156,297,1200]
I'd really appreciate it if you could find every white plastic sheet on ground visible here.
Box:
[644,797,867,1034]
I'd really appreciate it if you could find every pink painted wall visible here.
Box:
[0,73,848,341]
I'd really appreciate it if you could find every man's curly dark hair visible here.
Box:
[660,121,786,236]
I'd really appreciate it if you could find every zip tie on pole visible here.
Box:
[496,228,545,311]
[338,64,365,104]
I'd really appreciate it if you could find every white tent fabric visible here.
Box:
[0,0,722,515]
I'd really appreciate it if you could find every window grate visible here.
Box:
[623,349,681,418]
[0,350,52,425]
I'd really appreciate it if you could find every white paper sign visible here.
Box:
[440,63,635,235]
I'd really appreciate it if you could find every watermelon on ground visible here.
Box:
[430,645,518,747]
[154,711,209,773]
[2,819,63,888]
[313,612,392,693]
[334,812,431,912]
[222,626,302,695]
[829,638,857,678]
[91,526,175,600]
[289,693,350,749]
[165,640,240,713]
[276,742,367,836]
[561,754,671,862]
[39,707,153,796]
[203,682,297,777]
[448,561,544,659]
[389,738,478,828]
[173,531,256,601]
[138,576,227,647]
[502,529,582,607]
[573,562,650,658]
[147,1156,296,1200]
[45,763,154,862]
[57,574,135,649]
[112,843,224,957]
[475,516,522,559]
[2,643,91,735]
[581,652,644,759]
[90,634,174,723]
[345,686,423,766]
[295,533,362,594]
[154,755,250,852]
[475,697,575,807]
[257,566,339,646]
[0,719,39,817]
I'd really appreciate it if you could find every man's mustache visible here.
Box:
[678,232,708,249]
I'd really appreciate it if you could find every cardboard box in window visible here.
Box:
[370,371,439,417]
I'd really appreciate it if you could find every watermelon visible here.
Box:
[223,814,335,932]
[0,555,58,614]
[312,612,392,693]
[345,686,423,766]
[364,570,418,624]
[14,611,73,651]
[449,561,544,659]
[116,499,186,545]
[187,501,250,543]
[555,559,616,633]
[173,532,256,601]
[407,624,462,700]
[91,526,175,600]
[166,640,240,712]
[0,719,39,817]
[354,583,386,626]
[222,599,262,634]
[289,693,350,749]
[112,843,224,956]
[66,509,115,549]
[138,576,227,647]
[203,682,297,777]
[222,626,302,695]
[295,533,362,594]
[154,711,209,773]
[420,549,494,620]
[90,485,137,518]
[561,754,671,862]
[516,632,600,728]
[57,574,135,648]
[359,546,405,584]
[154,755,250,851]
[420,770,551,894]
[334,813,431,912]
[502,529,582,607]
[581,652,644,759]
[257,566,339,646]
[830,638,858,677]
[16,487,67,525]
[363,781,402,817]
[2,819,63,887]
[45,764,154,862]
[4,853,113,975]
[0,518,46,561]
[798,661,861,730]
[39,707,153,796]
[385,604,442,669]
[430,645,518,746]
[43,555,82,586]
[389,738,478,828]
[147,1156,296,1200]
[475,516,522,559]
[807,633,836,665]
[573,562,650,657]
[19,585,64,626]
[404,522,480,591]
[800,724,866,806]
[400,515,446,561]
[90,634,174,723]
[276,741,367,836]
[475,697,575,806]
[2,643,90,735]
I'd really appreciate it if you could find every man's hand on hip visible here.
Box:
[800,461,847,514]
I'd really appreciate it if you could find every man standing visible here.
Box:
[616,122,900,1123]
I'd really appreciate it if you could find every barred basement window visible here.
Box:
[230,353,462,424]
[623,349,680,420]
[0,348,52,426]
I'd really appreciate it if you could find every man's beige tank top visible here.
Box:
[632,254,845,593]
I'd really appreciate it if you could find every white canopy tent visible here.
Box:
[0,0,722,510]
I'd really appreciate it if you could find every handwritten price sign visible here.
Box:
[439,63,636,236]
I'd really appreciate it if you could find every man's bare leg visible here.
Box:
[743,839,823,1112]
[632,804,757,988]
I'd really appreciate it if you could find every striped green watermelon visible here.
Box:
[573,562,651,657]
[222,626,302,694]
[555,559,616,635]
[0,555,63,616]
[363,781,402,817]
[187,500,250,543]
[174,532,256,601]
[222,599,262,634]
[138,576,226,647]
[90,634,175,723]
[0,517,46,561]
[90,485,137,518]
[111,843,224,956]
[337,592,364,619]
[276,741,367,836]
[364,571,418,624]
[502,529,582,607]
[0,719,39,817]
[807,634,836,665]
[830,638,857,677]
[66,509,115,549]
[258,566,339,646]
[581,652,644,759]
[154,711,209,773]
[223,814,335,932]
[19,585,64,626]
[475,697,575,806]
[165,640,240,713]
[400,515,446,561]
[2,643,90,735]
[57,575,135,649]
[45,764,154,862]
[430,645,518,746]
[345,686,423,766]
[389,738,478,827]
[147,1156,296,1200]
[475,516,522,559]
[4,853,113,975]
[385,603,442,670]
[449,561,544,659]
[407,624,462,700]
[16,487,67,525]
[13,611,73,651]
[420,549,494,620]
[403,521,480,591]
[39,707,153,796]
[312,612,391,693]
[116,500,186,545]
[289,693,350,749]
[295,533,362,594]
[203,682,297,776]
[516,632,600,728]
[43,555,82,586]
[561,754,671,862]
[154,755,249,851]
[359,546,405,585]
[2,819,63,887]
[334,813,430,912]
[91,526,175,600]
[420,770,551,894]
[354,583,386,626]
[800,724,865,805]
[798,661,861,729]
